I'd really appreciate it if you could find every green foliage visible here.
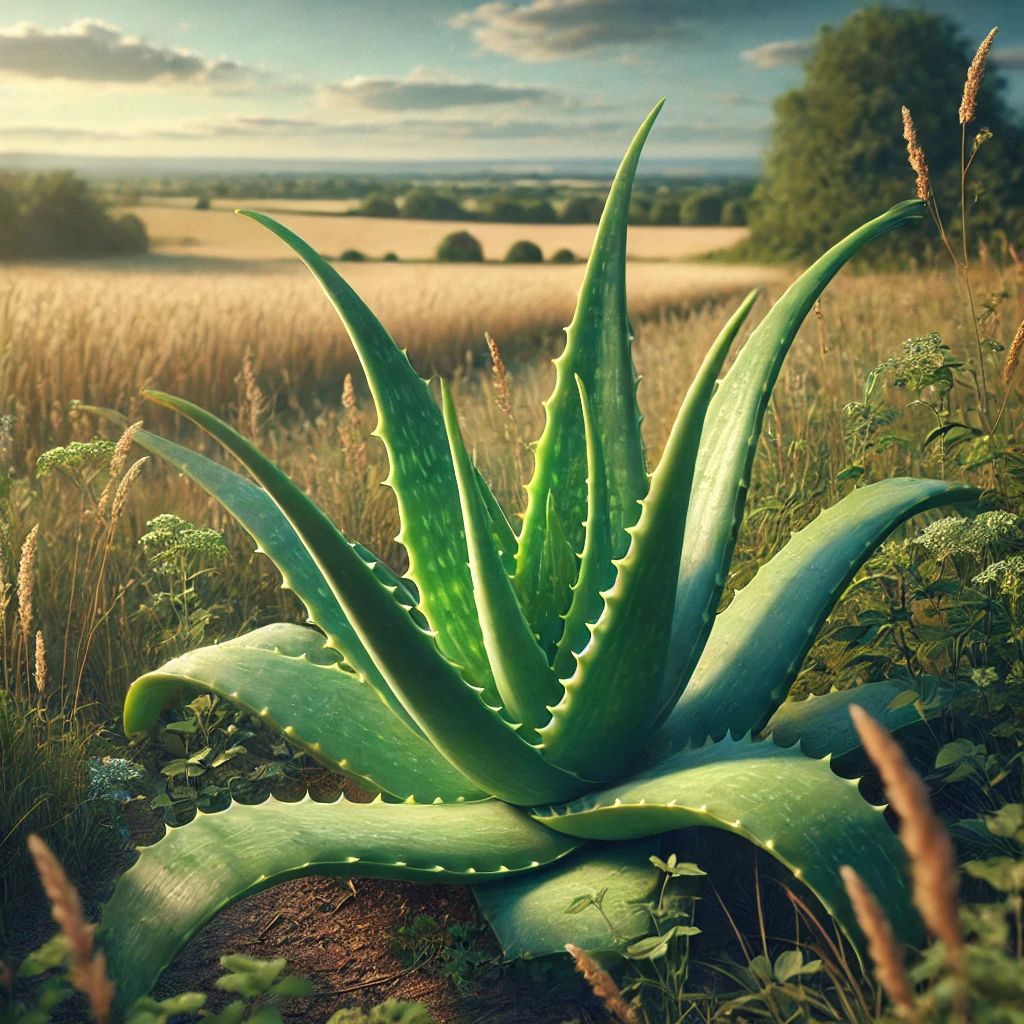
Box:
[326,1000,435,1024]
[680,190,723,227]
[392,914,498,993]
[749,7,1024,261]
[339,249,366,262]
[98,106,970,1009]
[401,188,466,221]
[478,194,557,224]
[504,240,543,263]
[550,247,576,263]
[359,192,399,218]
[648,198,680,226]
[0,171,149,260]
[560,195,605,224]
[435,230,483,262]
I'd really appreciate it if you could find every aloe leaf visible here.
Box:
[552,377,612,681]
[532,734,921,949]
[134,430,424,732]
[143,391,589,806]
[122,624,487,803]
[539,291,760,780]
[765,680,950,763]
[100,796,581,1007]
[657,477,976,751]
[665,200,928,694]
[474,464,518,577]
[237,210,497,703]
[537,492,579,655]
[475,840,660,959]
[441,380,561,734]
[515,102,664,641]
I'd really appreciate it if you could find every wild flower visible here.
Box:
[973,554,1024,597]
[881,333,951,392]
[87,756,144,802]
[1003,317,1024,385]
[915,511,1020,560]
[96,421,143,522]
[16,524,38,642]
[139,513,227,575]
[35,440,117,478]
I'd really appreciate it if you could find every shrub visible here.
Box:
[339,249,366,261]
[550,248,576,263]
[436,230,483,262]
[504,240,542,263]
[382,251,399,261]
[479,195,557,224]
[680,190,724,226]
[560,195,605,223]
[721,198,748,226]
[401,188,466,221]
[359,192,399,218]
[195,196,211,210]
[649,198,681,225]
[0,171,149,259]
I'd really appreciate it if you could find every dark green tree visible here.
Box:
[360,192,399,217]
[401,188,466,220]
[436,230,483,262]
[749,7,1024,261]
[504,239,543,263]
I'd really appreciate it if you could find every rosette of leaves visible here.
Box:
[97,103,977,1006]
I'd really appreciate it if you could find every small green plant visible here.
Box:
[504,240,542,263]
[98,105,973,1009]
[326,1000,435,1024]
[435,230,482,262]
[392,914,498,993]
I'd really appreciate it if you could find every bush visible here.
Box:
[560,195,605,223]
[0,171,149,259]
[504,239,542,263]
[436,231,483,262]
[383,251,399,261]
[194,196,211,210]
[402,188,466,220]
[360,192,399,218]
[628,197,650,224]
[339,249,366,261]
[479,195,557,223]
[680,190,724,226]
[721,198,748,226]
[648,198,681,225]
[551,248,576,263]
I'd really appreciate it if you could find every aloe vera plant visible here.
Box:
[100,104,976,1005]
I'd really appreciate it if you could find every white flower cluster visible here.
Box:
[916,511,1021,560]
[881,332,950,392]
[973,554,1024,597]
[140,513,228,574]
[36,439,116,477]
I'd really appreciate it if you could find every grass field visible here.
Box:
[116,202,749,261]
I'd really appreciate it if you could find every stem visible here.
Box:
[962,125,990,419]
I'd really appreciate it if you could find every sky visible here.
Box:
[0,0,1022,172]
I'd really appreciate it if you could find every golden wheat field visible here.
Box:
[0,257,784,462]
[116,202,749,262]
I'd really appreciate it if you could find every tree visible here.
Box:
[436,230,483,262]
[749,7,1024,261]
[560,195,605,223]
[401,188,466,220]
[504,239,543,263]
[649,198,680,225]
[680,190,723,226]
[359,192,399,217]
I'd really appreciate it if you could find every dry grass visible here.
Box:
[115,203,749,261]
[0,259,782,473]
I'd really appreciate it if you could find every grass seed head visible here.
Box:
[565,944,637,1024]
[27,834,115,1023]
[849,705,963,964]
[840,865,916,1019]
[97,421,143,522]
[34,629,46,694]
[17,524,39,642]
[901,107,930,202]
[1003,317,1024,384]
[960,27,998,124]
[110,457,149,526]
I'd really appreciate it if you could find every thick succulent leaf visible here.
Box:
[475,840,660,959]
[474,464,518,577]
[765,680,949,763]
[656,477,976,751]
[515,102,664,641]
[539,291,760,780]
[100,796,581,1008]
[134,430,425,735]
[532,735,921,948]
[552,377,612,681]
[665,200,927,696]
[238,209,498,703]
[536,491,579,655]
[122,624,487,803]
[142,392,589,806]
[441,380,560,734]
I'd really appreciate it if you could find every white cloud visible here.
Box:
[450,0,691,62]
[993,46,1024,70]
[740,38,814,69]
[320,66,556,111]
[0,19,265,87]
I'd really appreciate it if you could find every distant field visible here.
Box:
[116,202,749,262]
